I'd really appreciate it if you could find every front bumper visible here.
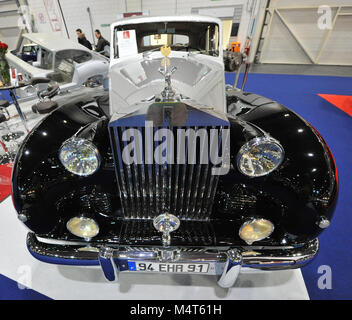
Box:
[27,233,319,288]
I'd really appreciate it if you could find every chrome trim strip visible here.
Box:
[36,236,90,246]
[35,235,303,251]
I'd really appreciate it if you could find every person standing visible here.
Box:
[76,29,92,50]
[94,29,110,55]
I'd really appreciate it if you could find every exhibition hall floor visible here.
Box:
[0,70,351,300]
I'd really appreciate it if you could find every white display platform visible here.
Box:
[0,198,309,300]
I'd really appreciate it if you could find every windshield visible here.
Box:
[114,21,219,58]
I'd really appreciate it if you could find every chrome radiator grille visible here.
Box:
[119,220,216,245]
[109,125,227,221]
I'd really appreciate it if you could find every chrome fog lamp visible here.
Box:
[239,219,274,245]
[237,136,284,177]
[67,216,99,240]
[59,137,101,176]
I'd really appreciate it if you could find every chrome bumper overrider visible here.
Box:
[27,233,319,288]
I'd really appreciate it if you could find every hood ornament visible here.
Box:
[159,45,177,101]
[153,213,180,247]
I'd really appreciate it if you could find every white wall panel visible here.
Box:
[278,8,335,61]
[25,0,245,45]
[58,0,124,44]
[260,13,311,64]
[259,1,352,65]
[318,15,352,65]
[28,0,66,36]
[269,0,352,8]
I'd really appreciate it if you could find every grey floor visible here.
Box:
[249,63,352,77]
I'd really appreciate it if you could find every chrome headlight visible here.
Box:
[59,137,101,176]
[239,219,274,245]
[237,136,284,177]
[67,216,99,239]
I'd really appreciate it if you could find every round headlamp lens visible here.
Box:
[237,137,284,177]
[67,216,99,239]
[59,137,100,176]
[239,219,274,245]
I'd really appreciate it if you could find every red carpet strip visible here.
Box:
[318,94,352,117]
[0,163,12,203]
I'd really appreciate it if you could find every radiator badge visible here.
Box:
[153,213,180,247]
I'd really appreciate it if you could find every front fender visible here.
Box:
[218,91,338,243]
[11,94,114,234]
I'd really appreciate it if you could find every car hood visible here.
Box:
[109,54,226,115]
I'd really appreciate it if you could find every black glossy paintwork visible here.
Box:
[11,90,338,247]
[12,94,118,234]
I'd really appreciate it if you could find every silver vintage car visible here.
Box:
[7,33,109,99]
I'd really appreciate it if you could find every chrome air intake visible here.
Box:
[108,101,230,221]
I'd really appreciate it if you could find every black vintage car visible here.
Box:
[11,16,338,288]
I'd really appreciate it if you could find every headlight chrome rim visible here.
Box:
[237,136,284,177]
[66,216,100,240]
[239,218,275,245]
[59,137,101,176]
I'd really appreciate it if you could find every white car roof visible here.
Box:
[22,33,91,53]
[111,15,221,29]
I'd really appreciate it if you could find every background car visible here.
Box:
[7,33,109,99]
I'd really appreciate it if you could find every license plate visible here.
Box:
[128,261,210,274]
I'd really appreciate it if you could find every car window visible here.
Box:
[72,50,92,63]
[114,21,219,58]
[23,45,38,54]
[142,34,189,47]
[39,48,53,70]
[19,44,39,63]
[51,50,91,83]
[11,38,40,64]
[12,37,33,56]
[56,50,92,64]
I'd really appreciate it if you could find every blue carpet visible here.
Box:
[226,72,352,300]
[0,90,12,103]
[0,274,51,300]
